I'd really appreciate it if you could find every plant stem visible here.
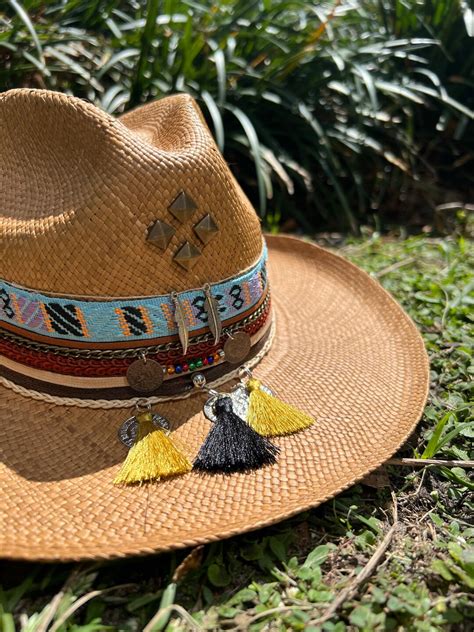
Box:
[387,458,474,469]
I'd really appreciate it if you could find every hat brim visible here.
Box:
[0,236,429,561]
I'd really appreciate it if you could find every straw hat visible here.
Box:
[0,89,429,561]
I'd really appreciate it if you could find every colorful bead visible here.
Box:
[164,349,224,377]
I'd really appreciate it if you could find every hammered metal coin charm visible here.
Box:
[204,383,273,423]
[118,414,170,448]
[224,331,252,364]
[126,358,164,392]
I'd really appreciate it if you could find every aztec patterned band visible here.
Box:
[0,247,268,345]
[0,247,272,398]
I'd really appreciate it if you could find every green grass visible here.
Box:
[1,233,473,631]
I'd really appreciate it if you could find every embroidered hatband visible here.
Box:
[0,246,268,346]
[0,247,273,399]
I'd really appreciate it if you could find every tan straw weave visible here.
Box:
[1,89,261,295]
[0,90,429,560]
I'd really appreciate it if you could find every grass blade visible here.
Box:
[8,0,45,68]
[212,48,227,107]
[226,104,267,215]
[421,412,453,459]
[352,63,379,112]
[129,0,160,106]
[97,48,140,78]
[433,422,474,457]
[201,90,225,151]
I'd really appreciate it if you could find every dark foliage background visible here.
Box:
[1,0,473,231]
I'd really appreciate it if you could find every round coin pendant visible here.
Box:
[224,331,252,365]
[204,383,274,423]
[126,358,164,393]
[118,413,170,448]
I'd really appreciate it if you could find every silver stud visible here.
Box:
[193,373,207,389]
[173,241,201,270]
[168,191,197,223]
[146,220,176,250]
[194,214,219,245]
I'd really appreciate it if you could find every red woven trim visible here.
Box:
[0,301,271,377]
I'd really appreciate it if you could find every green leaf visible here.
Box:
[296,566,316,581]
[8,0,45,68]
[148,582,177,632]
[227,588,257,606]
[349,604,372,627]
[307,589,332,603]
[268,536,287,560]
[127,593,160,612]
[431,559,454,581]
[460,424,474,438]
[97,48,140,77]
[218,606,240,618]
[435,422,474,454]
[421,412,454,459]
[352,63,379,112]
[212,48,226,107]
[201,90,225,151]
[201,585,214,605]
[0,613,15,632]
[240,542,264,561]
[374,80,425,104]
[226,105,267,215]
[207,563,231,587]
[45,47,92,82]
[129,0,160,105]
[303,545,330,569]
[448,542,464,563]
[386,595,403,612]
[461,548,474,575]
[449,564,474,589]
[440,467,474,490]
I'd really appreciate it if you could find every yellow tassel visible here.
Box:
[247,378,314,437]
[114,412,192,485]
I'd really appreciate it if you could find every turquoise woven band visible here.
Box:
[0,247,268,344]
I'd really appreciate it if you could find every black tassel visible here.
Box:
[194,397,279,473]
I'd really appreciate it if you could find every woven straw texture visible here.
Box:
[0,89,262,296]
[0,236,429,560]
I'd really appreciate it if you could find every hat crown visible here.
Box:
[0,89,262,296]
